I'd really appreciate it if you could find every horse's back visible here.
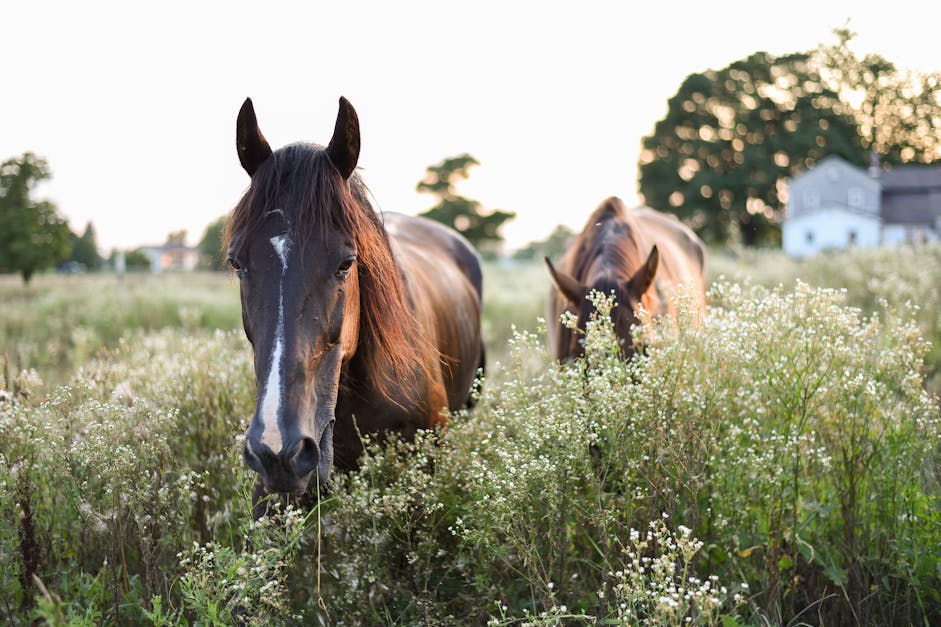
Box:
[384,212,483,298]
[632,206,707,307]
[383,212,483,410]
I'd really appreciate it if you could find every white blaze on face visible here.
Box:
[259,233,291,453]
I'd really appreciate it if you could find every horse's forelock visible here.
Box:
[570,209,649,286]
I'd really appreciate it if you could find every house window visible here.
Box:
[803,190,820,210]
[806,230,814,244]
[848,188,864,208]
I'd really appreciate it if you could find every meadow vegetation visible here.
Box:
[0,245,939,625]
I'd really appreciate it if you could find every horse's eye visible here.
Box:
[228,255,247,277]
[335,256,356,279]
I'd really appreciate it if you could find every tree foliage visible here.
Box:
[165,230,188,247]
[198,216,227,271]
[68,222,102,270]
[639,31,941,246]
[417,153,515,250]
[512,224,575,261]
[0,153,71,283]
[124,249,152,270]
[820,27,941,165]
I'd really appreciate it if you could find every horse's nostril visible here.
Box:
[292,437,319,477]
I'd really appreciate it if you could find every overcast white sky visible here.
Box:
[2,1,938,252]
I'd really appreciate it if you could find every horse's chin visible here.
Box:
[256,473,310,498]
[291,473,312,496]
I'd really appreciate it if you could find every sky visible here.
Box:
[3,1,940,253]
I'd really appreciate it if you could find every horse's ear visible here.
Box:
[236,98,273,176]
[545,257,588,305]
[627,245,659,298]
[326,96,360,180]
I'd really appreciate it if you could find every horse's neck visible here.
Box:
[340,342,431,409]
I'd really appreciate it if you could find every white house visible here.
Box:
[782,155,941,257]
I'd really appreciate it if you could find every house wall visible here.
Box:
[883,224,940,245]
[782,208,881,258]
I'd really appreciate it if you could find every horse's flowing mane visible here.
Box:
[568,197,650,284]
[223,143,434,407]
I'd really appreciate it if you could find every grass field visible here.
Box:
[1,246,939,625]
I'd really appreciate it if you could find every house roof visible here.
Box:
[878,165,941,226]
[786,155,881,220]
[878,166,941,191]
[881,189,941,226]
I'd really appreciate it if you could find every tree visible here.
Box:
[639,32,941,246]
[638,51,862,246]
[0,153,71,283]
[68,222,102,270]
[513,224,575,261]
[120,248,151,270]
[417,153,515,250]
[819,27,941,165]
[165,230,187,247]
[198,216,227,270]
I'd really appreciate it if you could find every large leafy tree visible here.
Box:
[639,51,862,245]
[0,153,71,283]
[639,32,941,246]
[417,153,515,250]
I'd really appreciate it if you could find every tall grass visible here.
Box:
[0,272,242,390]
[316,286,940,624]
[0,329,258,623]
[0,246,939,624]
[710,244,941,392]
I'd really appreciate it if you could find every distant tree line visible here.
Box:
[0,152,229,282]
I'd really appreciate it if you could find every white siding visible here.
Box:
[883,224,940,245]
[782,209,881,258]
[882,225,907,246]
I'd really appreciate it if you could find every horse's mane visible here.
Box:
[223,143,434,408]
[568,197,649,285]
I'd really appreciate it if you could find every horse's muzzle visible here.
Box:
[243,435,320,494]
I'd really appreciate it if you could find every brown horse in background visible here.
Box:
[545,196,706,361]
[225,97,483,500]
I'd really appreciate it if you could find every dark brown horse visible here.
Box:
[225,97,483,499]
[545,196,706,361]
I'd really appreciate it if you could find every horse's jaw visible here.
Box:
[315,419,335,488]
